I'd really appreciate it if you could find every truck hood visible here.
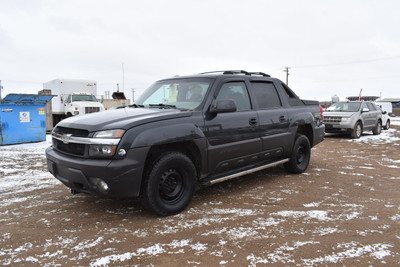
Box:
[56,107,192,132]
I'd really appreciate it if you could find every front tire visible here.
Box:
[351,121,362,139]
[284,135,311,174]
[141,152,196,216]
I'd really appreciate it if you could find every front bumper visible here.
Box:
[324,123,352,134]
[46,146,149,198]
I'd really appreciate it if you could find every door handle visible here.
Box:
[279,116,286,122]
[249,117,258,126]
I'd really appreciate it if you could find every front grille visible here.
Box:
[53,126,89,156]
[324,116,342,123]
[53,139,86,156]
[85,107,100,113]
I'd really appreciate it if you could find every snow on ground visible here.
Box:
[0,135,58,208]
[390,116,400,126]
[1,127,400,265]
[349,128,400,144]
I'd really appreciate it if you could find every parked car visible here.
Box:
[375,102,391,130]
[46,70,325,216]
[324,101,382,139]
[380,108,391,130]
[375,101,393,117]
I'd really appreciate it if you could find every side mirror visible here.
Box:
[382,111,387,114]
[210,99,237,114]
[362,108,370,113]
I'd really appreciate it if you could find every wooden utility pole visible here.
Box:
[283,67,290,85]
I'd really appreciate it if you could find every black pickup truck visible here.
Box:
[46,70,325,216]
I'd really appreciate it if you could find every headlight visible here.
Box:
[89,144,115,157]
[89,129,125,158]
[341,117,351,122]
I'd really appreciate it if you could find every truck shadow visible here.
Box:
[58,165,291,219]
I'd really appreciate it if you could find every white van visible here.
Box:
[375,101,392,129]
[375,101,393,116]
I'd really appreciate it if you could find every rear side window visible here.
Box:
[367,103,377,111]
[281,83,298,99]
[361,102,368,110]
[251,82,282,109]
[281,83,303,106]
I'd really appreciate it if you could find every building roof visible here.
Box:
[346,96,380,101]
[380,98,400,102]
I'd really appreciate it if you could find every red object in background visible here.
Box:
[319,105,324,120]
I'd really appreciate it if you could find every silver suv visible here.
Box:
[324,101,382,139]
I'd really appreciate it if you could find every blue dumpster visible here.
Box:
[0,94,54,145]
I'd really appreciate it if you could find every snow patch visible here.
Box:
[272,210,332,221]
[302,242,393,264]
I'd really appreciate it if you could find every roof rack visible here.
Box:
[199,70,270,77]
[222,70,249,75]
[247,72,270,77]
[199,70,248,75]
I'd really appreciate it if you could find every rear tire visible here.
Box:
[383,120,390,130]
[351,122,362,139]
[141,152,196,216]
[373,121,381,135]
[284,135,311,174]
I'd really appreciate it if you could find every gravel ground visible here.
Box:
[1,124,400,266]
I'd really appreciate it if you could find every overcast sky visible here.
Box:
[1,0,399,101]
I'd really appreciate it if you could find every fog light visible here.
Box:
[98,180,109,192]
[90,178,110,192]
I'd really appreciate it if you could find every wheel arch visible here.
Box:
[144,140,203,183]
[354,119,363,130]
[295,124,314,147]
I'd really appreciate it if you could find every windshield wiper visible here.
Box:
[129,104,144,108]
[149,103,176,109]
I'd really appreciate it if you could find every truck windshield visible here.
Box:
[135,78,212,110]
[326,102,361,112]
[72,95,98,102]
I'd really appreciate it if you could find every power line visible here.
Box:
[292,55,400,69]
[1,79,43,84]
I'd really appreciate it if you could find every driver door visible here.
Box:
[204,80,261,174]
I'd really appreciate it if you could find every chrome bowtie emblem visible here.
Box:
[61,134,73,144]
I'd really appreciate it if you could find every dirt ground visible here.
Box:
[1,127,400,266]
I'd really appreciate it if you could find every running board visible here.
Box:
[209,158,290,185]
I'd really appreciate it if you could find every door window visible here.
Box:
[216,82,251,111]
